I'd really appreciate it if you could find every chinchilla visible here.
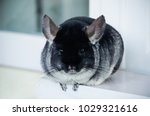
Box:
[41,14,124,91]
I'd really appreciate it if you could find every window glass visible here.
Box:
[0,0,89,35]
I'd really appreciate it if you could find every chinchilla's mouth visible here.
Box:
[53,67,92,75]
[65,68,89,75]
[67,69,77,74]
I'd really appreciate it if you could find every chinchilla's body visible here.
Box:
[41,15,124,91]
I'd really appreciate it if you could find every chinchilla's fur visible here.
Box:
[41,15,124,91]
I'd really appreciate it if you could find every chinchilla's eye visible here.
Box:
[79,48,85,54]
[58,49,63,55]
[59,49,63,52]
[81,48,85,52]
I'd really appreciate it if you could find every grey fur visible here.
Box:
[41,16,124,91]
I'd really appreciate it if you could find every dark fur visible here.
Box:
[41,16,124,91]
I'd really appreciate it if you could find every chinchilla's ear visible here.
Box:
[42,15,59,41]
[86,15,106,44]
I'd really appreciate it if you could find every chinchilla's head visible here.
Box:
[41,15,106,77]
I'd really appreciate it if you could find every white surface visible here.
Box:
[89,0,150,75]
[36,70,150,99]
[0,66,42,98]
[0,66,150,99]
[99,70,150,97]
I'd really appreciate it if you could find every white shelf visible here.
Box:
[99,70,150,97]
[36,70,150,99]
[0,66,149,99]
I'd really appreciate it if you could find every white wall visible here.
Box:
[0,31,45,71]
[89,0,150,76]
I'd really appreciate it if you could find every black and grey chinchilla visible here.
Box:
[41,14,124,91]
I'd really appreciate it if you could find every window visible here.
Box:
[0,0,89,34]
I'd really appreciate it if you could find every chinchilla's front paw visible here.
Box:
[72,83,79,91]
[60,83,67,91]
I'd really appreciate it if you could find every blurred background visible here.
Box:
[0,0,150,98]
[0,0,89,34]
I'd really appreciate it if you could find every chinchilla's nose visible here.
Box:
[68,65,76,70]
